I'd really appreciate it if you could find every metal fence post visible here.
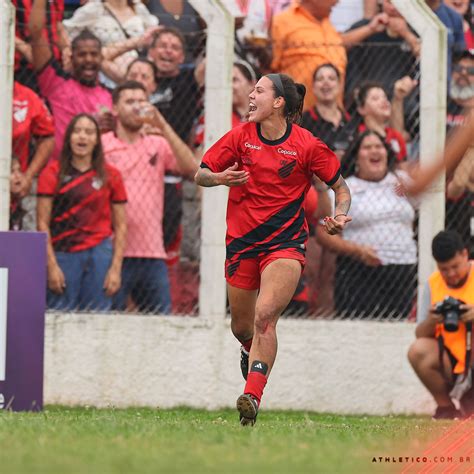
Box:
[189,0,234,321]
[392,0,447,316]
[0,0,15,232]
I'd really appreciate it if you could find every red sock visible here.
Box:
[242,338,252,353]
[244,371,267,404]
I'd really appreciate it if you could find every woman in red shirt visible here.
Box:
[195,73,352,425]
[37,114,127,311]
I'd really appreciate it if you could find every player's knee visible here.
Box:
[254,306,277,335]
[231,318,253,341]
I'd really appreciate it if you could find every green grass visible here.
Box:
[0,407,457,474]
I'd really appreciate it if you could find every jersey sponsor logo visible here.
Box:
[277,147,297,156]
[244,142,261,150]
[278,160,297,178]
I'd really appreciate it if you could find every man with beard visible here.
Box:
[447,50,474,130]
[102,81,197,313]
[29,0,112,160]
[445,49,474,256]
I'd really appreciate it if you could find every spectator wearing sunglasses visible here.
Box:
[447,49,474,131]
[445,49,474,258]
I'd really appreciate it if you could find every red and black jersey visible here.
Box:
[13,0,64,69]
[201,122,340,262]
[37,161,127,253]
[12,81,55,172]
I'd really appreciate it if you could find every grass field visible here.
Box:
[0,407,472,474]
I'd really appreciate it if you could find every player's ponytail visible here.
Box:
[266,73,306,124]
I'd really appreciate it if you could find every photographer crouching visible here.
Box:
[408,231,474,420]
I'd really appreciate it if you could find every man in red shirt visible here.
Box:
[11,80,55,230]
[12,81,55,196]
[196,73,351,425]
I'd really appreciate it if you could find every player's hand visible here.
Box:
[103,266,121,297]
[393,76,418,101]
[48,263,66,294]
[217,162,249,187]
[460,304,474,323]
[323,214,352,235]
[355,245,382,267]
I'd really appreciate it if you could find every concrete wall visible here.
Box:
[44,314,434,415]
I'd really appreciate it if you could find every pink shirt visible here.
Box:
[37,60,112,160]
[102,131,178,259]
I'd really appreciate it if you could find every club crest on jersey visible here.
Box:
[149,153,158,166]
[278,160,297,178]
[92,177,103,190]
[242,155,253,165]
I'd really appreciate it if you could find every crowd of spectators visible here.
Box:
[8,0,473,318]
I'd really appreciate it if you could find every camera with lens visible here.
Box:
[434,296,466,332]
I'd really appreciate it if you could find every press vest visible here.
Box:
[429,262,474,374]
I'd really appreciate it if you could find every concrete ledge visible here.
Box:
[44,313,434,415]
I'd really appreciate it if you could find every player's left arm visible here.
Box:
[324,176,352,235]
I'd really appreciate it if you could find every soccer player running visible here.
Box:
[195,73,352,426]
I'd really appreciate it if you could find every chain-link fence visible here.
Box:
[8,2,471,320]
[11,2,205,315]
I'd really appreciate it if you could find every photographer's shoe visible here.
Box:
[432,405,463,420]
[240,346,249,381]
[237,393,259,426]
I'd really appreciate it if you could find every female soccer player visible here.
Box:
[195,73,352,425]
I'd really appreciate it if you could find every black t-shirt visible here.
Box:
[345,19,419,109]
[146,0,204,60]
[446,98,465,133]
[301,107,354,153]
[150,68,201,143]
[444,99,472,257]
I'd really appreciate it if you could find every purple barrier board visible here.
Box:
[0,231,46,411]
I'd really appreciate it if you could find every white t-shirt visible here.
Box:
[330,0,364,32]
[343,171,418,265]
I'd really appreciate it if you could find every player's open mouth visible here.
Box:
[249,103,257,112]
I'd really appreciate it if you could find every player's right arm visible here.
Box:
[194,127,249,187]
[195,163,249,187]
